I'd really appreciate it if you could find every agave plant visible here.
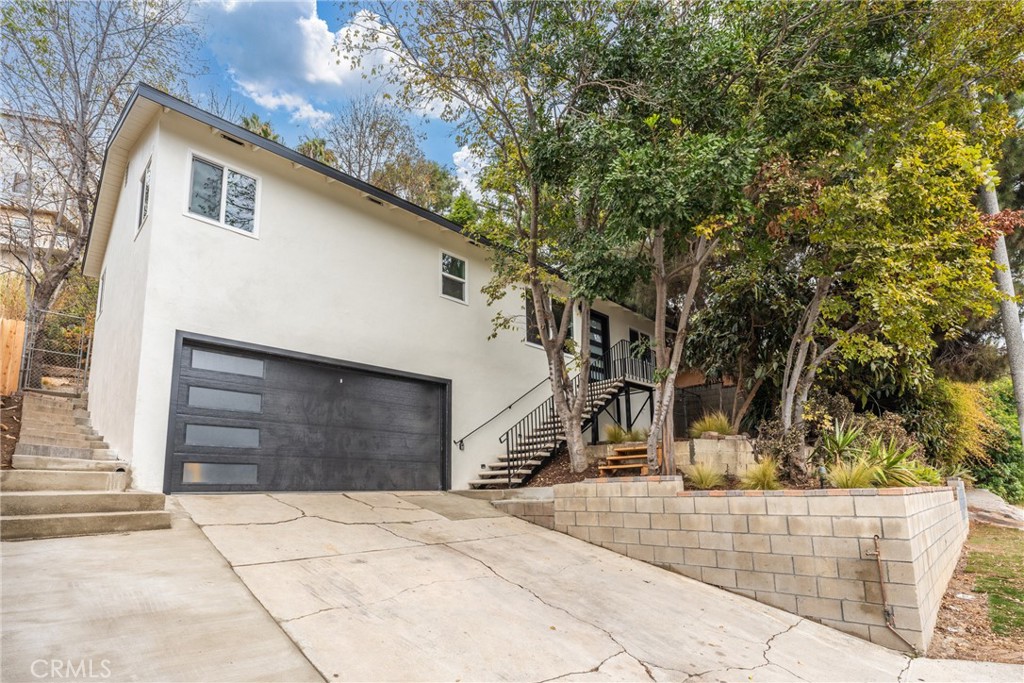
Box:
[865,437,922,487]
[817,420,863,465]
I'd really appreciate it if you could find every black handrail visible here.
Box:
[454,374,551,450]
[496,339,655,486]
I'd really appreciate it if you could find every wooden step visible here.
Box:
[606,454,648,463]
[597,463,649,474]
[613,445,648,455]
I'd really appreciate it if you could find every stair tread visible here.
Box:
[598,463,649,471]
[606,454,648,462]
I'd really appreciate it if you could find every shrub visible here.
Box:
[690,410,735,438]
[625,428,649,442]
[828,459,878,489]
[942,462,976,487]
[740,458,781,490]
[976,378,1024,504]
[685,463,725,490]
[865,437,922,488]
[904,379,1000,465]
[911,463,943,486]
[605,424,627,444]
[753,417,807,480]
[0,273,28,320]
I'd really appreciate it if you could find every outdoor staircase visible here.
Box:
[1,392,171,541]
[469,378,626,488]
[598,444,661,476]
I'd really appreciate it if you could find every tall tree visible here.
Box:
[0,0,197,336]
[240,113,281,142]
[345,1,642,472]
[296,136,338,166]
[323,93,421,182]
[372,154,459,215]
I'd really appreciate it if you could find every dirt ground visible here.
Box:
[927,523,1024,665]
[524,449,602,487]
[1,394,22,469]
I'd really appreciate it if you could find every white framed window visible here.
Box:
[440,251,467,304]
[137,159,151,232]
[97,269,106,318]
[11,172,29,196]
[185,152,259,236]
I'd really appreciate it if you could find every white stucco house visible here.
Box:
[82,84,657,494]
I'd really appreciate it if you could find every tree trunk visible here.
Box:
[647,236,709,470]
[731,376,764,432]
[983,189,1024,445]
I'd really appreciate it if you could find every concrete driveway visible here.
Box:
[176,491,1023,683]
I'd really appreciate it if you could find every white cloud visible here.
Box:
[453,145,484,199]
[235,78,331,125]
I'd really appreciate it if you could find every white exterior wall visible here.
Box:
[91,111,653,491]
[87,122,159,464]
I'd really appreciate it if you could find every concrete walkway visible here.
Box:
[1,502,321,682]
[174,492,1022,683]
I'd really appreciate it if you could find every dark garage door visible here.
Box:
[165,337,449,493]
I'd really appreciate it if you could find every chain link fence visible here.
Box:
[19,308,91,393]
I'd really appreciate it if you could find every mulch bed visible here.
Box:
[523,449,602,487]
[1,394,22,469]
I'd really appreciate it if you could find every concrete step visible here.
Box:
[19,414,92,428]
[20,428,100,438]
[12,454,127,472]
[0,470,129,492]
[22,407,90,421]
[1,510,171,541]
[468,478,524,488]
[23,396,88,410]
[489,459,543,469]
[1,490,164,516]
[17,435,109,449]
[14,443,118,460]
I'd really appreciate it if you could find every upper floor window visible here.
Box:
[526,296,572,351]
[440,252,467,303]
[138,160,151,230]
[11,172,29,196]
[187,154,258,235]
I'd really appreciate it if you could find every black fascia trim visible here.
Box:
[163,330,454,493]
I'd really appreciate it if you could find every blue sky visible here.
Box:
[188,1,469,184]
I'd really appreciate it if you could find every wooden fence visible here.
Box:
[1,318,26,395]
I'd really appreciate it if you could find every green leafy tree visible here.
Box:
[446,190,479,228]
[296,136,337,166]
[240,114,281,142]
[373,155,459,215]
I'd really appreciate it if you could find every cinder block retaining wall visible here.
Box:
[550,477,968,653]
[491,499,554,529]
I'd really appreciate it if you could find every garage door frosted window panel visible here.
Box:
[188,386,262,413]
[191,348,264,377]
[188,156,257,233]
[182,462,258,485]
[185,424,260,448]
[441,253,466,302]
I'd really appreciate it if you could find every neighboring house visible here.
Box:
[0,111,75,277]
[82,84,656,494]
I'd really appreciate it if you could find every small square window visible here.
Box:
[11,172,29,196]
[187,155,257,234]
[441,252,467,303]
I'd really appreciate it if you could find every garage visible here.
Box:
[164,335,450,493]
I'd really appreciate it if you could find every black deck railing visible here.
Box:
[497,339,655,486]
